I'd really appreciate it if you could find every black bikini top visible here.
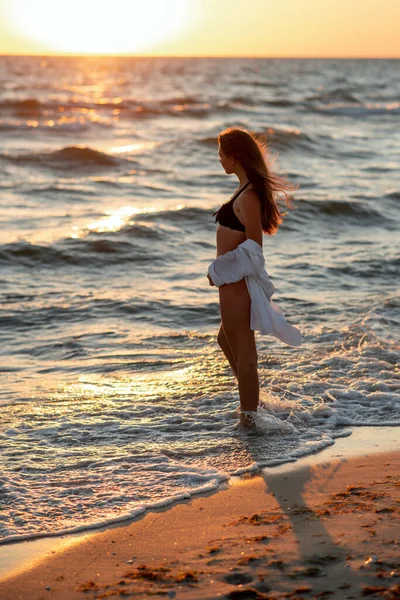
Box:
[213,181,251,232]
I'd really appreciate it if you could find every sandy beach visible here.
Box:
[1,428,399,600]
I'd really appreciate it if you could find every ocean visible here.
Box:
[0,56,399,545]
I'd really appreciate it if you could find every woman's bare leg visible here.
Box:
[217,324,238,377]
[219,280,259,412]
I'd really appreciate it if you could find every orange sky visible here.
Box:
[0,0,399,58]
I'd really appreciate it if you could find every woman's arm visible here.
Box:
[238,190,263,247]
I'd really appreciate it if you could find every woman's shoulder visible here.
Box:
[238,185,260,206]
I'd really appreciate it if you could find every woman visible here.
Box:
[207,127,301,430]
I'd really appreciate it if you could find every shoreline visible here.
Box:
[0,425,399,591]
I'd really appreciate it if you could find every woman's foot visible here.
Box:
[233,410,258,430]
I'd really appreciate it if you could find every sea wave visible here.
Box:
[1,146,134,170]
[0,97,131,115]
[263,127,316,151]
[0,235,163,267]
[0,96,214,120]
[313,103,400,117]
[0,293,219,333]
[0,118,105,134]
[3,93,397,128]
[305,89,360,104]
[144,206,214,226]
[385,190,400,200]
[235,79,278,88]
[0,97,42,116]
[0,206,217,267]
[0,93,305,125]
[327,256,400,279]
[24,184,97,198]
[291,198,390,225]
[264,99,295,107]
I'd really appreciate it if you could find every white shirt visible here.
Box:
[208,239,302,347]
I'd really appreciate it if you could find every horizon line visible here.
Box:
[0,53,399,60]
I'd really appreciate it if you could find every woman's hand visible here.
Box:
[207,273,215,286]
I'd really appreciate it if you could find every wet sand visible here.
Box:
[1,429,399,600]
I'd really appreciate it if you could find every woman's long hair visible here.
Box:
[218,127,297,235]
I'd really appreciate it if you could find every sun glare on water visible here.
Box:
[6,0,196,54]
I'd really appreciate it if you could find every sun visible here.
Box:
[5,0,197,55]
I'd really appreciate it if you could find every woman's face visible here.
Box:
[218,145,234,174]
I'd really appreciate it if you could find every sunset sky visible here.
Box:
[0,0,399,58]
